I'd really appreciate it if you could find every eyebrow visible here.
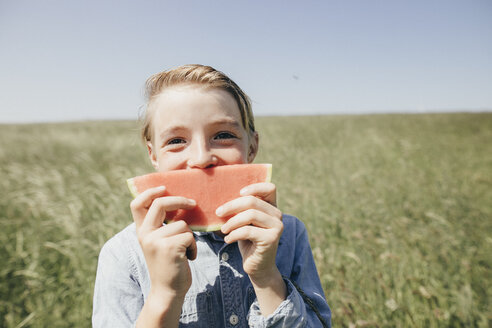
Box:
[209,118,242,128]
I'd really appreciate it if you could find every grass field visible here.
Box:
[0,113,491,327]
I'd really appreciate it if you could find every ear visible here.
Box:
[247,132,259,163]
[147,141,159,170]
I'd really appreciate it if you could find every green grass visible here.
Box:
[1,113,491,327]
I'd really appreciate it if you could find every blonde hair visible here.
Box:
[141,64,255,143]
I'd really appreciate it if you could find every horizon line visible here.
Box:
[1,109,491,125]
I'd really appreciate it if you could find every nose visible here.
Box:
[187,138,218,169]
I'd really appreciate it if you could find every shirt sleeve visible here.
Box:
[247,277,308,327]
[247,217,332,327]
[92,237,144,328]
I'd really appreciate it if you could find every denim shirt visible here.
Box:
[92,214,331,327]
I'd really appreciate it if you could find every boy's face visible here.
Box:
[147,84,258,172]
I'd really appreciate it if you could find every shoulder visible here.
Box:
[280,213,308,242]
[97,223,141,270]
[277,214,311,273]
[100,223,138,253]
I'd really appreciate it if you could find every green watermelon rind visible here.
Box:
[264,163,272,183]
[126,178,139,198]
[180,223,223,232]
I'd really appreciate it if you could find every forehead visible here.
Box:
[151,85,244,131]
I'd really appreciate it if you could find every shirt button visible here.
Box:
[229,313,239,325]
[221,252,229,262]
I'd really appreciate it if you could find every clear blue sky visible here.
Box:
[1,0,491,123]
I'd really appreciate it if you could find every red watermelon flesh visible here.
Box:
[127,163,272,231]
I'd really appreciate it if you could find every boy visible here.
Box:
[92,64,331,327]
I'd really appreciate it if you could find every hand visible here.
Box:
[130,186,197,299]
[217,182,283,284]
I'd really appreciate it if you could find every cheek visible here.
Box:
[221,144,250,163]
[155,151,185,171]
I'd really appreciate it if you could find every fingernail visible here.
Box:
[157,186,166,191]
[188,199,196,206]
[240,187,249,195]
[216,206,223,216]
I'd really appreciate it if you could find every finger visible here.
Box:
[130,186,167,227]
[224,225,279,245]
[141,196,196,233]
[151,220,192,238]
[221,209,281,234]
[240,182,277,206]
[216,195,282,219]
[166,231,197,261]
[185,233,197,260]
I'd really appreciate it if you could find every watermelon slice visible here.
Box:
[127,163,272,231]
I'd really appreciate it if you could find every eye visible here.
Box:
[167,138,186,145]
[214,132,237,140]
